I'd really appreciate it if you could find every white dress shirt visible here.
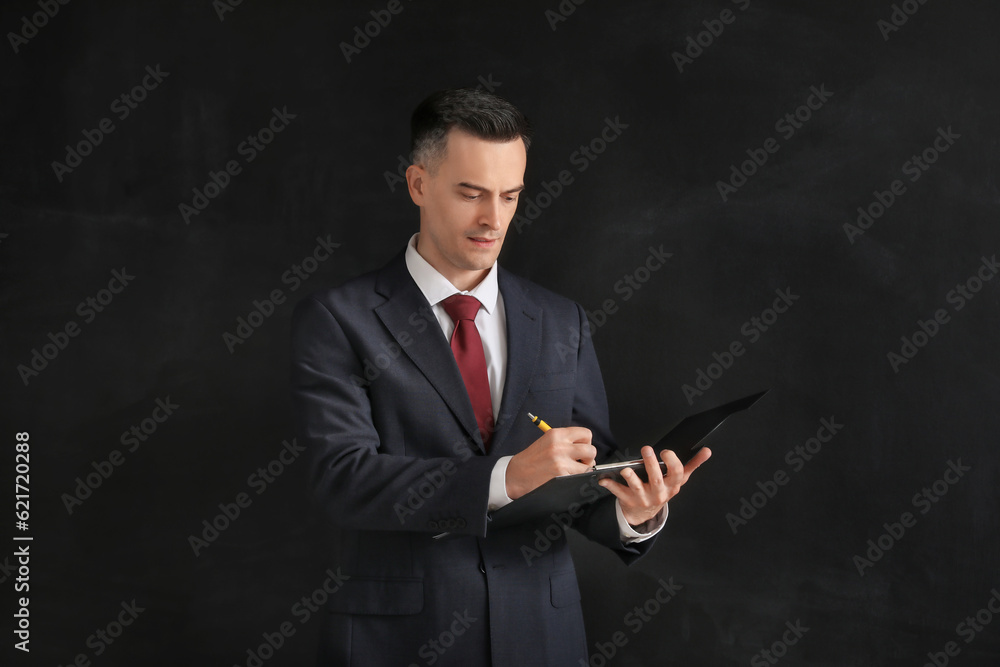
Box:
[403,233,664,542]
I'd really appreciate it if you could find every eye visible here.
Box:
[462,193,479,201]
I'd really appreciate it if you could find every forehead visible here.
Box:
[438,129,527,184]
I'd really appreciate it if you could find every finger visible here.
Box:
[568,443,598,465]
[597,477,631,502]
[683,447,712,477]
[559,459,594,476]
[620,466,647,494]
[641,446,665,489]
[660,449,684,480]
[559,426,593,444]
[532,428,558,447]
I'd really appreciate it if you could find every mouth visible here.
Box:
[468,236,499,249]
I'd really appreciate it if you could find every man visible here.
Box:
[290,88,710,666]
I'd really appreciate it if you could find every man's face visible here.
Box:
[406,129,526,291]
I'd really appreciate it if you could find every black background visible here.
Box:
[2,0,999,665]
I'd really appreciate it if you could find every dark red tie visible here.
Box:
[442,294,494,448]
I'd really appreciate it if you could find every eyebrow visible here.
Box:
[456,181,525,195]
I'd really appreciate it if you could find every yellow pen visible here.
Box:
[527,412,551,432]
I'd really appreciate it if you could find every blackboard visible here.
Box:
[2,0,998,664]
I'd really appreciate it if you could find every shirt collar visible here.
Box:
[404,233,499,314]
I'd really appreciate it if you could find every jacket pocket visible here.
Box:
[325,576,424,615]
[549,569,582,608]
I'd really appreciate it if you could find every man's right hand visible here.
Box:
[505,427,597,500]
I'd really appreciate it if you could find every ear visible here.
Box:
[406,164,427,207]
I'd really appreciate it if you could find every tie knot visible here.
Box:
[442,294,481,322]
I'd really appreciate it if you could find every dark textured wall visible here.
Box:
[2,0,999,665]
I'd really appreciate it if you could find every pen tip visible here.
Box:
[527,413,536,420]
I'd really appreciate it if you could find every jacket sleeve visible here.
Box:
[290,295,497,537]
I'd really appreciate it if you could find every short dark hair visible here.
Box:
[410,88,532,172]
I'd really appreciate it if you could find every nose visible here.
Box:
[479,197,502,231]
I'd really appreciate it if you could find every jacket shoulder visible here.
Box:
[499,268,583,317]
[299,269,380,312]
[296,251,405,316]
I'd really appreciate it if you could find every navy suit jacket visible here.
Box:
[290,250,655,667]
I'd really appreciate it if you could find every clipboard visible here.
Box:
[489,390,768,529]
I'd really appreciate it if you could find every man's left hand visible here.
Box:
[598,446,712,528]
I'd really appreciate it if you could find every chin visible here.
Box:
[459,245,501,263]
[458,255,497,271]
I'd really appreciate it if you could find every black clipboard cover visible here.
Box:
[489,390,768,529]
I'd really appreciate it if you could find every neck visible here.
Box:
[447,269,488,293]
[414,236,490,292]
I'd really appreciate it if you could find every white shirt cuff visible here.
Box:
[617,500,668,544]
[488,456,514,511]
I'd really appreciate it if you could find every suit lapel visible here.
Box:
[373,253,543,456]
[373,252,486,452]
[492,269,542,454]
